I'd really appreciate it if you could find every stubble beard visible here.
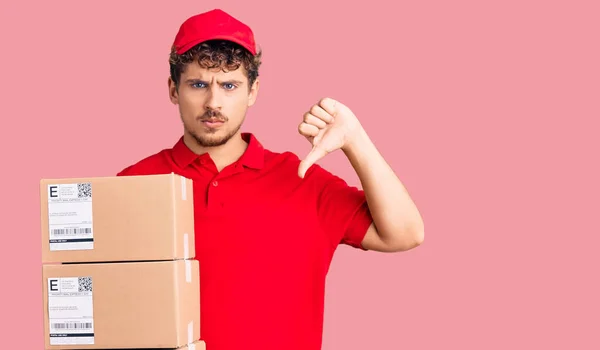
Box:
[182,110,243,148]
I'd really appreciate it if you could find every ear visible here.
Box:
[168,77,179,105]
[247,78,260,107]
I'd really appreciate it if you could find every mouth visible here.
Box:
[201,119,225,128]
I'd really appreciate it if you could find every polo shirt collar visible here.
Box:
[237,132,265,169]
[172,132,264,170]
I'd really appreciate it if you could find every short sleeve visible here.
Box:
[307,164,373,250]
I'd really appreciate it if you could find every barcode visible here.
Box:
[51,322,93,329]
[51,228,92,235]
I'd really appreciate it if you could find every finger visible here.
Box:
[298,145,328,178]
[318,97,339,117]
[309,104,334,123]
[298,122,320,138]
[303,112,327,129]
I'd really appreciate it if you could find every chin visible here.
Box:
[192,131,233,147]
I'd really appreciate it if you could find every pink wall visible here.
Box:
[1,0,598,349]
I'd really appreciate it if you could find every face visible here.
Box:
[168,61,259,148]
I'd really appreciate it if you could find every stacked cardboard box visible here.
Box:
[40,173,204,350]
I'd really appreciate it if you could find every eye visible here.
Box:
[191,82,206,88]
[223,83,236,90]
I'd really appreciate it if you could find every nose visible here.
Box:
[205,85,222,111]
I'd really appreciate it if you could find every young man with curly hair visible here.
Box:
[117,8,424,350]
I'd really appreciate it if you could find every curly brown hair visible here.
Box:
[169,40,262,90]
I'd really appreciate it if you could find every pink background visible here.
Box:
[1,0,599,348]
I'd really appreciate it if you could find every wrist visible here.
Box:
[342,127,372,161]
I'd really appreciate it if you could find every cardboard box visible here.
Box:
[40,173,195,263]
[45,340,206,350]
[178,340,206,350]
[42,260,201,349]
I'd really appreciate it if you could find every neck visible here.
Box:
[183,131,248,171]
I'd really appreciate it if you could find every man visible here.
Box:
[117,8,424,350]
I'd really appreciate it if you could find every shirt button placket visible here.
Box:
[208,178,220,210]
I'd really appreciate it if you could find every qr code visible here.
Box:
[77,183,92,198]
[78,277,93,292]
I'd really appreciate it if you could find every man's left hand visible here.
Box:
[297,97,364,178]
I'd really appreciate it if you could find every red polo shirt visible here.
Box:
[116,133,372,350]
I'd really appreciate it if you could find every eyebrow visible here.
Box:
[185,78,244,85]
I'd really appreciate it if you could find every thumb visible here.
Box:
[298,144,328,178]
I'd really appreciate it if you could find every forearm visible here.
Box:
[343,128,425,249]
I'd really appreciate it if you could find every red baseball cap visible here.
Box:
[172,9,257,55]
